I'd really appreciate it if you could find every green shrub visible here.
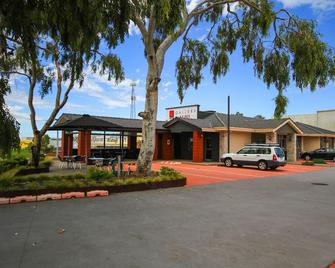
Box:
[87,167,114,181]
[40,159,52,168]
[160,166,180,177]
[302,161,314,166]
[313,159,326,164]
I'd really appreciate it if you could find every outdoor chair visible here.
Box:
[57,155,68,169]
[72,155,84,170]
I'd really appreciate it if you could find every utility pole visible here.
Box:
[130,81,137,119]
[227,96,231,153]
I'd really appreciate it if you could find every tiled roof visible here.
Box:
[295,122,335,135]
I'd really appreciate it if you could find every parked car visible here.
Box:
[220,144,286,170]
[301,148,335,161]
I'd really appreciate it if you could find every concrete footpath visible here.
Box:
[0,168,335,268]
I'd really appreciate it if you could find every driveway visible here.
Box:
[0,168,335,268]
[152,161,328,186]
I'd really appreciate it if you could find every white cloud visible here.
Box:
[163,81,173,87]
[187,0,202,12]
[7,105,30,121]
[74,71,145,109]
[277,0,335,11]
[136,68,140,73]
[5,88,51,109]
[129,20,141,36]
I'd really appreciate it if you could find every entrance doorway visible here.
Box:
[173,132,193,160]
[203,132,219,161]
[278,135,287,159]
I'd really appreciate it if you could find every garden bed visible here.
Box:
[0,166,186,198]
[15,166,50,176]
[0,178,186,198]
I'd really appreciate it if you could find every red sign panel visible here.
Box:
[169,110,175,118]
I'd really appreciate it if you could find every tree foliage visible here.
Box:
[0,0,130,166]
[0,78,20,157]
[173,0,335,118]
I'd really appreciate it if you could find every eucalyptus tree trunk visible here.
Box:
[136,60,161,175]
[31,133,42,168]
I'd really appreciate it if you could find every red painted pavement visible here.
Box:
[152,162,330,186]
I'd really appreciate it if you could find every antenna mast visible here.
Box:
[130,81,137,119]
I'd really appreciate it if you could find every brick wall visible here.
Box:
[193,131,204,162]
[61,131,73,157]
[77,130,91,157]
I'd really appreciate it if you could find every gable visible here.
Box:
[166,121,199,133]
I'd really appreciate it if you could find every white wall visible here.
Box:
[288,110,335,132]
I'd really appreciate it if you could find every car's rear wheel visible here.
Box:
[258,160,268,170]
[224,158,233,167]
[304,154,311,161]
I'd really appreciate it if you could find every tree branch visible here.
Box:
[28,64,38,135]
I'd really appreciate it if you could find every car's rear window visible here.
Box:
[274,148,285,157]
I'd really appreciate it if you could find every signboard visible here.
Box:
[166,105,199,120]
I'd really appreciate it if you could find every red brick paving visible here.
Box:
[152,162,330,186]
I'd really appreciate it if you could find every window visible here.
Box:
[238,147,257,154]
[256,148,271,154]
[274,148,285,157]
[251,133,266,144]
[237,148,250,154]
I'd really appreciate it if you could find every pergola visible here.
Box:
[48,114,169,163]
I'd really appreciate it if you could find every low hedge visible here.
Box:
[312,159,327,164]
[302,161,315,166]
[0,166,185,193]
[0,156,29,174]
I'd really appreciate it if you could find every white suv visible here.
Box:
[220,144,286,170]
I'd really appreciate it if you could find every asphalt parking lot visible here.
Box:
[153,162,328,186]
[1,167,335,268]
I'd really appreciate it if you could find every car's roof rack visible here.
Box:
[245,143,280,147]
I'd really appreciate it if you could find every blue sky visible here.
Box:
[5,0,335,138]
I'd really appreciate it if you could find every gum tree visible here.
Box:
[130,0,335,175]
[0,0,129,167]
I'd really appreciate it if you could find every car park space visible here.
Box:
[152,162,328,186]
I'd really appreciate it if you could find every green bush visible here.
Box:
[313,159,326,164]
[302,161,315,166]
[87,167,114,181]
[160,166,180,177]
[40,159,52,168]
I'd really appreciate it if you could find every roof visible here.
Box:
[295,122,335,135]
[49,113,167,131]
[50,112,335,136]
[164,112,335,135]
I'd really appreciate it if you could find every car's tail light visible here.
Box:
[272,154,277,161]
